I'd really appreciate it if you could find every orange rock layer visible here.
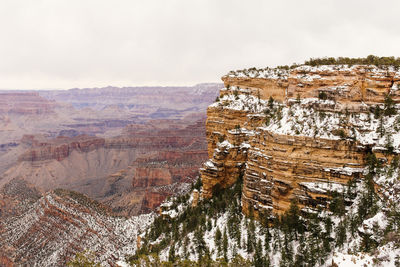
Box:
[201,65,398,216]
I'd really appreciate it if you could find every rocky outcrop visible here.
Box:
[201,65,400,216]
[223,65,400,111]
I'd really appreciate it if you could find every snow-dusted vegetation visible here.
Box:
[126,78,400,266]
[225,67,289,80]
[127,164,400,266]
[212,85,400,154]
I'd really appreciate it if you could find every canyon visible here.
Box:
[0,84,220,214]
[3,63,400,266]
[0,84,220,265]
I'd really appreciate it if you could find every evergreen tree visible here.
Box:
[215,227,222,255]
[377,115,385,137]
[324,217,333,236]
[168,243,175,263]
[194,228,206,259]
[384,94,396,116]
[286,199,303,239]
[264,223,271,252]
[223,227,229,262]
[253,239,264,267]
[247,218,255,253]
[207,218,212,232]
[336,220,347,248]
[183,236,189,259]
[294,234,307,266]
[374,105,382,119]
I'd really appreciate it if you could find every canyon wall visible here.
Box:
[201,65,400,216]
[1,119,208,216]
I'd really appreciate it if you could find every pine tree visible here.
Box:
[247,218,255,253]
[384,94,396,116]
[335,220,347,248]
[264,223,271,252]
[286,199,302,239]
[253,239,264,267]
[296,93,301,104]
[377,115,385,137]
[194,228,206,259]
[280,232,293,267]
[294,234,307,266]
[324,217,333,236]
[168,243,175,263]
[223,227,229,262]
[215,227,222,255]
[183,236,189,259]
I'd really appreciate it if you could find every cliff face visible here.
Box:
[201,65,400,216]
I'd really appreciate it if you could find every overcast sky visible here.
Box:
[0,0,399,90]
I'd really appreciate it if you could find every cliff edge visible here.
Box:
[201,64,400,216]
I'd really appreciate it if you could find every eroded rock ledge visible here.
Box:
[201,65,400,216]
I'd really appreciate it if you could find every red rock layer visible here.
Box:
[18,135,105,162]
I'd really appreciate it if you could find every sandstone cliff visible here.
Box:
[201,65,400,216]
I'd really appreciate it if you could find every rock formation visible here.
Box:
[201,65,400,216]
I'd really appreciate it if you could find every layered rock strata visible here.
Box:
[201,65,400,216]
[1,119,208,216]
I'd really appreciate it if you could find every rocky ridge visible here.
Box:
[0,186,153,266]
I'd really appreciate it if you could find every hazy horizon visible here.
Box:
[0,82,222,91]
[1,0,399,90]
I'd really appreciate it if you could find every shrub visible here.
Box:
[318,91,328,100]
[384,94,396,116]
[304,55,400,67]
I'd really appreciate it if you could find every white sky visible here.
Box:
[0,0,399,90]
